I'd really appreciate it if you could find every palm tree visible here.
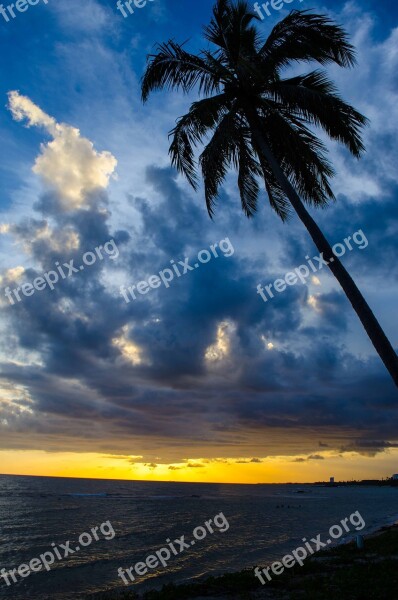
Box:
[141,0,398,387]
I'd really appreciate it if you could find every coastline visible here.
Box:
[92,520,398,600]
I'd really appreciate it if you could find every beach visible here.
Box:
[94,523,398,599]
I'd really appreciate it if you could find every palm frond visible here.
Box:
[259,10,357,72]
[203,0,234,49]
[236,131,262,217]
[204,0,261,66]
[268,71,368,157]
[199,111,241,216]
[262,162,292,221]
[169,93,233,189]
[141,40,223,102]
[253,108,336,207]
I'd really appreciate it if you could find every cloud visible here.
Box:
[292,454,325,462]
[49,0,113,34]
[341,440,398,457]
[8,91,117,210]
[1,163,397,462]
[8,91,57,133]
[103,454,143,461]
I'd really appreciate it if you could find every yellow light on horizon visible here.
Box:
[2,448,397,485]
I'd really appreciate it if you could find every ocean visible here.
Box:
[0,475,397,599]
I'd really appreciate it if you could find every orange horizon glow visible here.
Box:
[1,449,397,484]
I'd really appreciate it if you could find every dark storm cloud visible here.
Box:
[340,439,398,457]
[309,290,349,331]
[1,166,398,459]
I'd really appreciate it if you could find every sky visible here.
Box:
[0,0,397,484]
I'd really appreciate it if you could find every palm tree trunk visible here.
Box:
[248,120,398,387]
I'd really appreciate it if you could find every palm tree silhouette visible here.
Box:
[141,0,398,387]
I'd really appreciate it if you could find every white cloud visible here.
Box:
[8,91,117,210]
[8,91,57,134]
[49,0,113,34]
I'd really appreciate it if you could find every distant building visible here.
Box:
[393,474,398,480]
[330,477,335,484]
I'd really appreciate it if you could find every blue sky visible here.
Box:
[0,0,397,481]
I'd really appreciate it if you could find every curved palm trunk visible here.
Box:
[248,118,398,387]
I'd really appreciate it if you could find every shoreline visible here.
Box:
[92,520,398,600]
